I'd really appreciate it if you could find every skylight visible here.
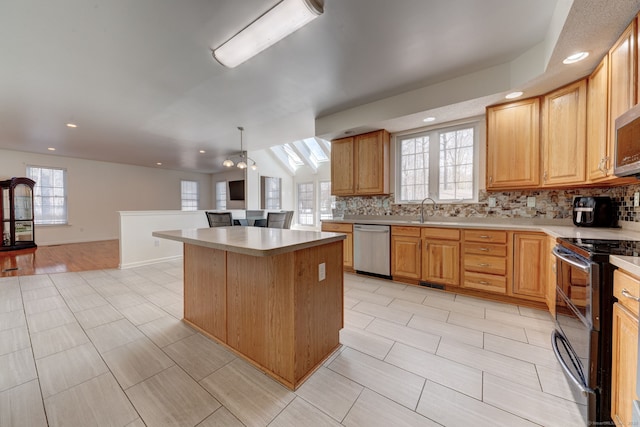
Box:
[269,137,331,174]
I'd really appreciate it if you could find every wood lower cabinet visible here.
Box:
[546,235,557,316]
[462,229,508,294]
[541,80,586,186]
[486,98,540,189]
[421,228,460,287]
[612,270,640,426]
[321,222,353,268]
[391,226,421,280]
[511,232,547,302]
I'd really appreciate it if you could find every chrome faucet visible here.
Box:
[420,197,437,223]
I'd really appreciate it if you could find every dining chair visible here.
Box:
[266,211,288,229]
[205,212,232,227]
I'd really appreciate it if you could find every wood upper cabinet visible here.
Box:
[511,232,547,301]
[354,130,390,195]
[391,226,421,280]
[422,228,460,286]
[609,20,637,149]
[330,130,390,196]
[486,98,540,189]
[587,56,612,182]
[330,137,355,196]
[541,80,587,186]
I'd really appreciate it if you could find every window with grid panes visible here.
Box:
[26,166,67,225]
[297,182,314,225]
[397,122,478,202]
[181,180,199,211]
[215,181,227,210]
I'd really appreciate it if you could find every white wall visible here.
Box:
[0,149,212,245]
[211,149,293,211]
[210,169,246,210]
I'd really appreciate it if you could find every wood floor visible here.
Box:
[0,240,119,277]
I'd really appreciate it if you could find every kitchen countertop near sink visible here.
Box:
[323,215,640,240]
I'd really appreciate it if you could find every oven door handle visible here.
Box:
[551,330,594,396]
[552,246,591,273]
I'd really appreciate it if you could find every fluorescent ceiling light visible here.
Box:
[213,0,323,68]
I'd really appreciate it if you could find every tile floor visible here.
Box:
[0,260,585,427]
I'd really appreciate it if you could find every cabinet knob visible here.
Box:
[598,157,610,176]
[543,171,548,181]
[488,176,493,184]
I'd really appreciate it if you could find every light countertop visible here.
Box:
[153,227,346,257]
[323,217,640,240]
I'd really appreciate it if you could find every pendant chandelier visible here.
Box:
[222,126,257,170]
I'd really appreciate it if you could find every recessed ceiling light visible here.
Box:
[156,162,162,166]
[66,123,77,128]
[423,117,436,123]
[505,91,524,99]
[47,147,56,151]
[199,150,206,154]
[563,52,589,64]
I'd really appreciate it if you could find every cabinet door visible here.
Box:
[611,302,638,426]
[609,20,636,149]
[343,232,353,268]
[542,80,586,186]
[512,233,546,301]
[422,239,460,286]
[391,235,421,279]
[546,236,557,316]
[330,137,355,196]
[587,57,611,182]
[355,130,389,195]
[486,98,540,189]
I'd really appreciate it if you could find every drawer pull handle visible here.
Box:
[479,235,491,239]
[621,288,640,302]
[478,247,489,251]
[478,281,489,285]
[478,263,490,267]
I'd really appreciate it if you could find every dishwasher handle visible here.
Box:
[354,225,390,233]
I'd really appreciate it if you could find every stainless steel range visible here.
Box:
[553,238,640,425]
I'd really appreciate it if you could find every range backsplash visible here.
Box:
[334,183,640,224]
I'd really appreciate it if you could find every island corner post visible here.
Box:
[153,227,345,390]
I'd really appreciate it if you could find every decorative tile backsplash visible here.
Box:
[334,182,640,224]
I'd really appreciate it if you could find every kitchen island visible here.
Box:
[152,226,346,390]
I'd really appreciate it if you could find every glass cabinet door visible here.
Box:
[13,183,34,243]
[1,187,9,246]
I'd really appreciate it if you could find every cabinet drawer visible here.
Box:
[463,271,507,294]
[614,270,640,315]
[321,222,353,233]
[463,229,507,244]
[463,254,506,275]
[421,227,460,240]
[464,242,508,257]
[392,226,421,237]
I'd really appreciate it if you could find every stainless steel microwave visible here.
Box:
[615,102,640,177]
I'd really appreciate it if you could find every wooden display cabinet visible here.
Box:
[1,177,36,251]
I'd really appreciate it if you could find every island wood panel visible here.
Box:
[183,244,226,341]
[293,240,343,382]
[222,241,343,389]
[226,250,296,385]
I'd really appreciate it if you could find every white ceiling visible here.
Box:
[1,0,639,173]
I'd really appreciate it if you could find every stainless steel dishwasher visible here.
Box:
[353,224,391,278]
